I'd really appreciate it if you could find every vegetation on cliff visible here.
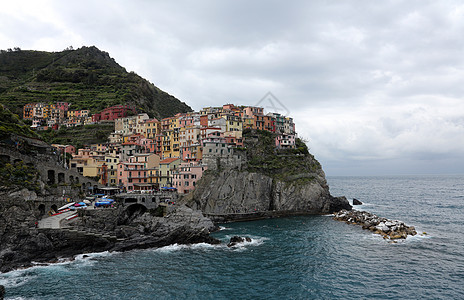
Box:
[242,129,322,184]
[0,105,39,139]
[0,46,192,119]
[0,160,41,192]
[39,123,113,148]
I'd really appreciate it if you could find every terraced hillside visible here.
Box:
[0,46,192,119]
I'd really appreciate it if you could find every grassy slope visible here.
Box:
[242,129,322,182]
[39,123,114,149]
[0,105,39,139]
[0,46,192,119]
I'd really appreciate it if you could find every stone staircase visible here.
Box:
[38,211,77,229]
[60,227,122,241]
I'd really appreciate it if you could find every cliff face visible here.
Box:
[185,169,349,222]
[183,130,351,221]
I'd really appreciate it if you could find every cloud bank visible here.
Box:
[2,0,464,175]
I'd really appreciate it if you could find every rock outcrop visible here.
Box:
[183,169,351,222]
[333,209,417,240]
[181,129,351,221]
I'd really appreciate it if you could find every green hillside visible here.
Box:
[0,46,192,119]
[0,105,38,140]
[39,123,114,149]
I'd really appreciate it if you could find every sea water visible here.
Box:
[1,175,463,299]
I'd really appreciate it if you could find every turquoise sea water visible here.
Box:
[1,175,464,299]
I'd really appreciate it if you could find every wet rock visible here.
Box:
[227,236,251,247]
[352,198,363,205]
[0,284,4,299]
[227,236,244,247]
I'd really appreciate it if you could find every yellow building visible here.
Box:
[171,129,180,158]
[104,153,120,186]
[162,131,172,158]
[158,158,181,187]
[223,114,243,132]
[143,119,161,139]
[242,116,254,129]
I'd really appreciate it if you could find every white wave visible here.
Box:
[218,226,232,231]
[153,235,269,253]
[0,269,37,289]
[225,235,269,252]
[154,242,223,253]
[74,250,115,260]
[404,231,431,242]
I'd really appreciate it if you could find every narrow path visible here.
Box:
[38,211,76,229]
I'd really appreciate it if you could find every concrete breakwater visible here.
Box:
[333,209,417,240]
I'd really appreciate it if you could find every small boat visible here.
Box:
[58,202,75,211]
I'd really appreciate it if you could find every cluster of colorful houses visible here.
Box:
[25,103,297,194]
[23,102,136,129]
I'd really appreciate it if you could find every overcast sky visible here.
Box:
[2,1,464,176]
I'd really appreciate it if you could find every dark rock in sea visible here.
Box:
[333,209,417,240]
[352,198,363,205]
[0,284,5,299]
[227,236,244,247]
[227,236,252,247]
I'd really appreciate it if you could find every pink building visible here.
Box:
[56,102,70,112]
[172,161,207,194]
[140,138,156,153]
[243,106,264,117]
[117,161,147,192]
[275,133,296,149]
[92,105,136,122]
[52,144,76,155]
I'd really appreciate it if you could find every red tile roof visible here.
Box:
[160,158,180,164]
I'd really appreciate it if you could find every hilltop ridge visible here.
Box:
[0,46,192,119]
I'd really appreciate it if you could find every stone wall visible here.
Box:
[0,145,102,193]
[202,152,245,171]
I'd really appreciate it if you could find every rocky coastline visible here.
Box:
[0,189,219,273]
[333,209,417,240]
[0,129,352,275]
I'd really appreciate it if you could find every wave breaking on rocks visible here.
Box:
[333,209,417,240]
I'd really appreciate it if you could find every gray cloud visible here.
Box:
[2,0,464,175]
